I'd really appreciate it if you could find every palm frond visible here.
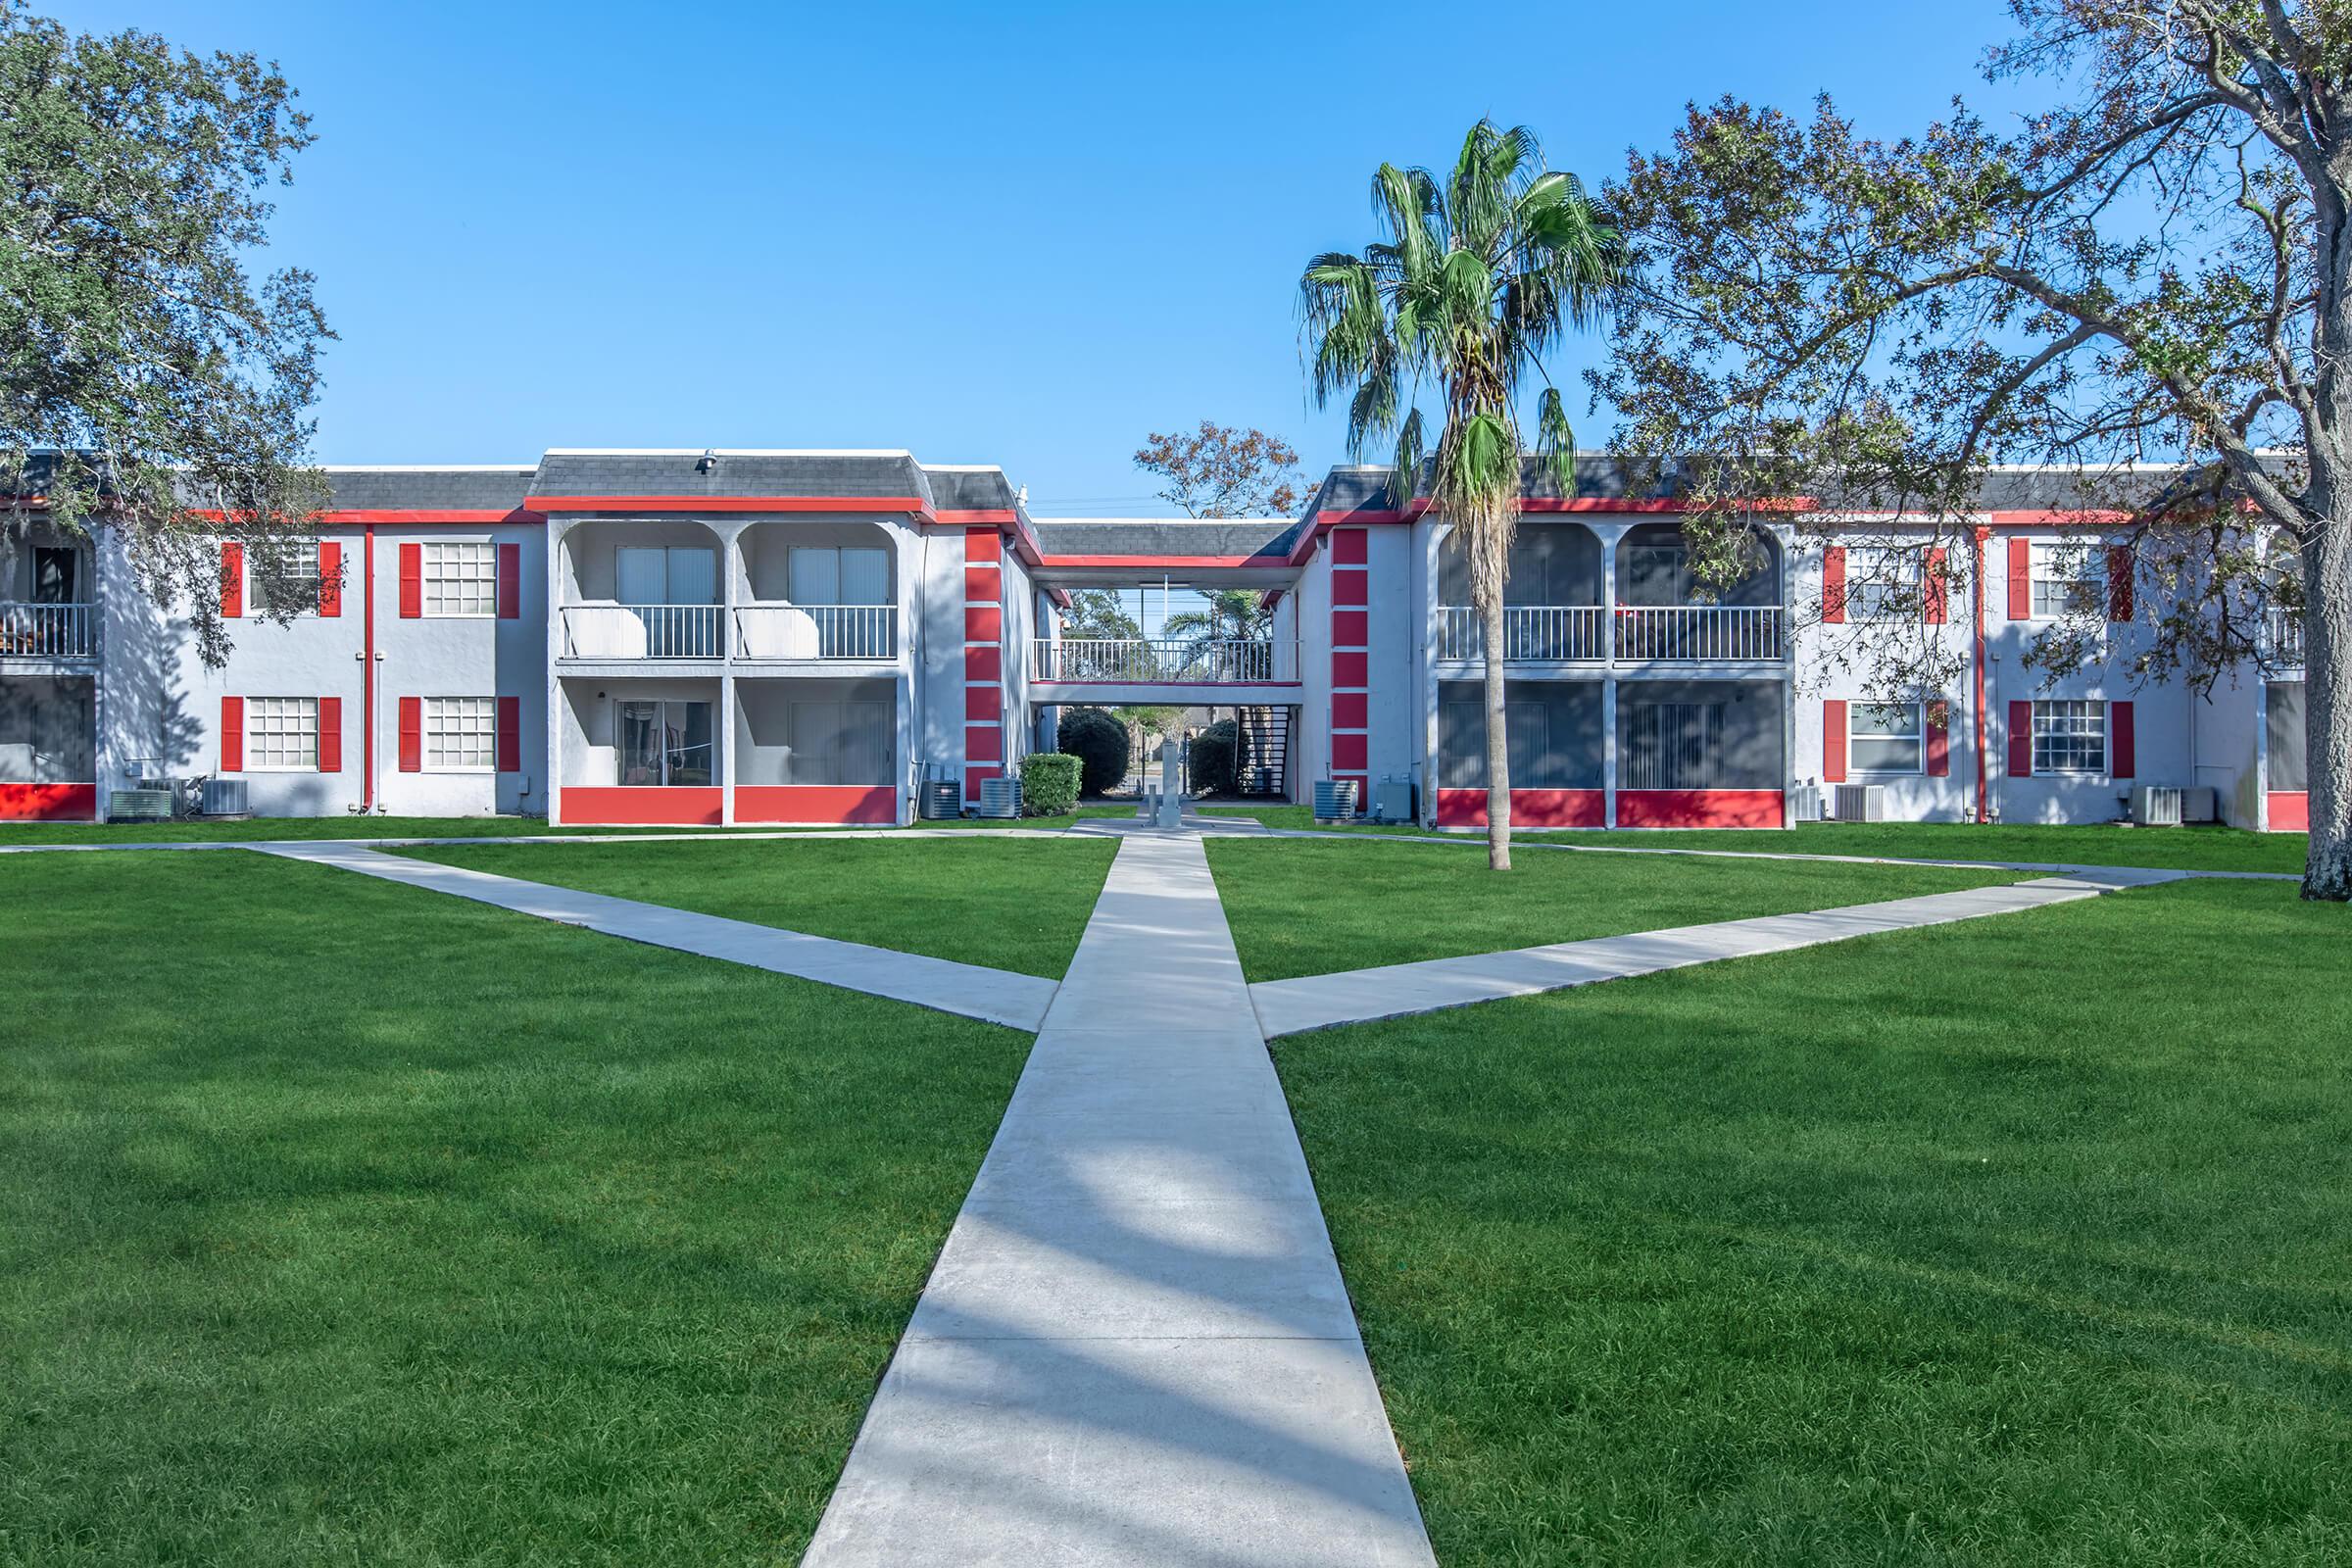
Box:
[1534,387,1578,499]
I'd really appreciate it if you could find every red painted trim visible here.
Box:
[1822,700,1848,784]
[2006,537,2031,620]
[964,724,1004,763]
[318,697,343,773]
[1028,679,1302,688]
[1332,691,1368,729]
[1436,787,1602,829]
[964,683,1002,720]
[964,644,1003,683]
[1924,545,1948,624]
[735,785,896,824]
[964,604,1003,642]
[1615,789,1785,829]
[2110,700,2134,779]
[220,696,243,772]
[0,782,97,821]
[559,786,723,825]
[496,696,521,772]
[2106,545,2133,621]
[1331,609,1368,647]
[398,697,421,772]
[219,541,243,617]
[362,525,376,809]
[1821,546,1845,623]
[1972,526,1989,821]
[1927,698,1951,778]
[1332,733,1368,771]
[315,509,543,525]
[1332,569,1368,607]
[964,564,1003,602]
[2268,791,2309,831]
[1332,526,1369,564]
[530,494,928,514]
[497,542,522,619]
[398,542,422,617]
[318,541,342,617]
[2007,700,2034,778]
[1985,511,2133,525]
[964,528,1004,564]
[1332,651,1368,688]
[1038,554,1280,569]
[935,509,1019,526]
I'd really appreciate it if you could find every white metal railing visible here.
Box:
[561,604,724,659]
[735,604,899,661]
[1614,605,1785,662]
[1030,637,1294,684]
[2266,607,2306,667]
[0,601,98,659]
[1437,606,1608,662]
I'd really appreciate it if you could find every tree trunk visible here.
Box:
[2299,504,2351,900]
[1483,595,1512,870]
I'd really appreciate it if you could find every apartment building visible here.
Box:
[0,449,2309,831]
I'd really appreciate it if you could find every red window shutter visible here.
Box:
[1927,699,1951,777]
[2111,700,2134,778]
[2106,545,2132,621]
[2006,538,2031,620]
[496,696,521,772]
[220,542,243,618]
[2008,700,2034,777]
[318,541,342,617]
[1822,547,1846,624]
[220,696,244,771]
[399,543,422,617]
[1923,546,1948,624]
[318,697,342,772]
[497,543,521,619]
[398,697,422,772]
[1822,700,1848,784]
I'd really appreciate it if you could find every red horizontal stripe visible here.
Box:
[530,495,928,514]
[1039,554,1283,569]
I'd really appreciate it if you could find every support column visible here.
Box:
[1599,525,1623,829]
[719,668,737,826]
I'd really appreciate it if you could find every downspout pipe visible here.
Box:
[363,522,377,813]
[1972,523,1989,824]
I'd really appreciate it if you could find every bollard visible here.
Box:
[1157,741,1183,829]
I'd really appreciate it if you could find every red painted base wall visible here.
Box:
[2269,791,2310,832]
[1436,788,1604,829]
[0,782,97,821]
[1616,789,1786,829]
[559,786,723,826]
[736,785,896,825]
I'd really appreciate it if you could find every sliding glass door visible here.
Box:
[617,700,714,786]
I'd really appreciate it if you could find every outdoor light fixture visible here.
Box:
[697,448,719,473]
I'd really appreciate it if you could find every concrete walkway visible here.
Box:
[1250,869,2182,1038]
[254,842,1058,1031]
[802,831,1436,1567]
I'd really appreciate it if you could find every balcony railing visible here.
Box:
[2266,607,2306,667]
[1614,605,1785,662]
[1031,637,1294,684]
[0,601,98,659]
[735,604,899,661]
[562,604,725,659]
[1437,606,1608,662]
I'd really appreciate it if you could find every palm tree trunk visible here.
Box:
[1482,597,1512,870]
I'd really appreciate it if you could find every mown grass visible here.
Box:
[1200,807,2306,873]
[397,835,1117,978]
[0,850,1030,1566]
[1204,837,2024,982]
[0,807,1136,846]
[1278,878,2352,1566]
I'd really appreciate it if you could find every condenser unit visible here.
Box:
[200,777,249,817]
[1371,775,1415,825]
[2131,785,2216,826]
[1830,783,1886,822]
[977,775,1021,820]
[1312,779,1359,822]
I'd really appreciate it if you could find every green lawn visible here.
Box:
[1204,837,2024,982]
[0,850,1031,1566]
[0,807,1132,847]
[1278,878,2352,1565]
[1201,807,2307,874]
[398,835,1118,977]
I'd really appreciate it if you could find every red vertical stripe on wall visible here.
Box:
[220,696,243,771]
[2008,700,2034,776]
[318,541,342,616]
[2106,545,2132,621]
[497,543,521,619]
[220,542,243,617]
[398,697,421,772]
[1923,546,1947,623]
[399,543,422,617]
[496,697,520,772]
[1821,547,1845,623]
[318,698,342,772]
[2006,538,2031,620]
[1822,700,1847,783]
[1926,699,1950,777]
[2110,700,2134,778]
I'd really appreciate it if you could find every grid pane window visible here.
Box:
[1850,702,1923,772]
[425,697,496,770]
[2032,700,2107,773]
[2030,543,2105,618]
[253,550,319,614]
[424,542,496,616]
[1846,548,1918,621]
[247,698,318,769]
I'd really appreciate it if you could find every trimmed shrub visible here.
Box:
[1188,717,1244,797]
[1058,707,1129,796]
[1020,752,1081,816]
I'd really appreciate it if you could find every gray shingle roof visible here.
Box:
[1033,518,1304,561]
[527,450,941,508]
[320,467,536,511]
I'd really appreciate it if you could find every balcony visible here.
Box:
[560,603,903,662]
[1436,604,1786,663]
[0,602,98,661]
[2266,607,2306,668]
[736,604,898,661]
[1438,606,1607,662]
[1031,637,1296,685]
[562,604,725,660]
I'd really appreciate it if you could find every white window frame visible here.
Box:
[422,540,498,618]
[2030,542,2105,619]
[423,696,497,772]
[2032,699,2107,774]
[1848,700,1925,774]
[245,697,318,771]
[251,547,320,618]
[1845,547,1920,622]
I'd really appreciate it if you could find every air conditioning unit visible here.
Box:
[977,775,1021,820]
[1312,779,1360,822]
[1831,783,1886,822]
[1788,783,1823,822]
[2131,785,2215,827]
[1371,774,1415,824]
[200,776,249,817]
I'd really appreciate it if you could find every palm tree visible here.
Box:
[1301,121,1624,869]
[1163,588,1273,678]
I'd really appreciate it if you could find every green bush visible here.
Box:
[1020,753,1081,816]
[1057,707,1129,796]
[1188,717,1244,797]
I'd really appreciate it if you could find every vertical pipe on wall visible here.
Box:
[1971,524,1990,823]
[362,523,376,812]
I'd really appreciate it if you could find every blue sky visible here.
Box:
[58,0,2029,514]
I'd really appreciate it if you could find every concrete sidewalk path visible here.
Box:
[1251,870,2182,1038]
[252,842,1057,1031]
[803,833,1436,1567]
